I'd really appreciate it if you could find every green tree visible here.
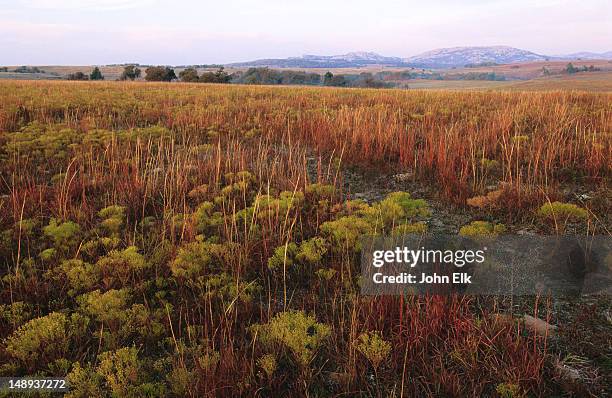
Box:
[90,67,104,80]
[327,74,348,87]
[179,67,199,82]
[14,66,44,73]
[66,72,89,81]
[323,71,333,85]
[120,65,142,81]
[145,66,177,82]
[322,71,349,87]
[213,66,232,83]
[199,67,232,83]
[566,63,578,74]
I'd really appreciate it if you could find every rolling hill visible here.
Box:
[229,46,612,69]
[405,46,547,68]
[229,52,408,68]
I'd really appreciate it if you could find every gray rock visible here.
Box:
[393,172,414,182]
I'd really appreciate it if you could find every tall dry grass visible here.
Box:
[0,81,608,396]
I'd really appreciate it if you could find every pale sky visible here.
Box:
[0,0,610,65]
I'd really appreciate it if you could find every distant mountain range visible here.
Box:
[406,46,546,68]
[229,52,409,68]
[228,46,612,69]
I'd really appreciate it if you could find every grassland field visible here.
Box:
[0,80,610,397]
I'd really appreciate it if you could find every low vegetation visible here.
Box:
[0,81,609,396]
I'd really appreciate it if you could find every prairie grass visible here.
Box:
[0,81,609,396]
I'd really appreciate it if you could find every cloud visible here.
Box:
[0,19,290,64]
[18,0,156,11]
[0,20,78,40]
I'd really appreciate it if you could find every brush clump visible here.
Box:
[459,220,506,236]
[249,311,330,369]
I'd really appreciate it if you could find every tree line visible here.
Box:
[66,67,105,81]
[234,68,392,88]
[114,65,393,88]
[6,66,46,73]
[6,62,604,86]
[565,63,600,74]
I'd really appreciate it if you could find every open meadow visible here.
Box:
[0,80,610,397]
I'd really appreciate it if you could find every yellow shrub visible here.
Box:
[257,354,277,378]
[5,312,68,368]
[356,331,391,370]
[391,222,427,235]
[459,221,506,237]
[249,311,330,369]
[538,201,588,221]
[96,347,140,397]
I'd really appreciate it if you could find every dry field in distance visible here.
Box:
[451,59,612,79]
[3,62,612,93]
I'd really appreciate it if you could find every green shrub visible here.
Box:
[65,362,103,398]
[459,221,506,237]
[296,237,327,265]
[78,289,154,349]
[15,218,38,237]
[538,201,588,222]
[188,184,208,201]
[369,192,430,227]
[334,199,371,217]
[233,205,255,224]
[80,237,121,258]
[320,216,374,251]
[193,201,223,234]
[356,331,391,370]
[322,192,429,240]
[78,289,130,325]
[315,268,337,281]
[166,366,193,397]
[0,228,13,254]
[170,213,188,231]
[226,170,255,185]
[198,349,220,372]
[96,347,141,397]
[257,354,277,378]
[58,259,98,294]
[43,218,80,250]
[305,183,336,199]
[197,272,260,304]
[48,357,71,375]
[5,312,69,369]
[217,171,256,200]
[255,191,304,220]
[391,222,427,235]
[496,382,522,398]
[267,242,298,271]
[480,158,499,171]
[249,310,330,369]
[511,135,529,144]
[170,240,227,279]
[0,301,33,328]
[39,247,57,261]
[96,246,146,286]
[98,205,125,235]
